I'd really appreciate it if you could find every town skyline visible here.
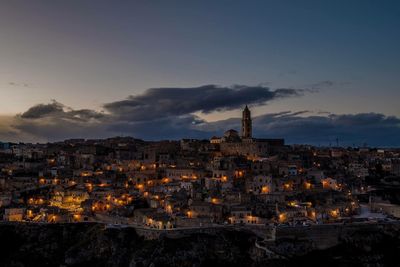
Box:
[1,99,399,147]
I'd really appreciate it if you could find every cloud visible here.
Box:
[20,100,104,122]
[103,84,304,121]
[203,112,400,147]
[20,101,64,119]
[13,117,109,142]
[307,80,351,91]
[9,101,107,142]
[0,84,399,147]
[108,115,208,140]
[8,82,31,87]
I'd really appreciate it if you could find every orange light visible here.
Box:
[310,211,316,219]
[261,186,269,193]
[137,184,144,190]
[330,209,339,218]
[278,213,287,223]
[283,183,292,190]
[81,172,90,177]
[304,182,312,190]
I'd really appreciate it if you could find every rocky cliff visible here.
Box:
[0,222,399,267]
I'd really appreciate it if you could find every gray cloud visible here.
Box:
[307,80,351,91]
[20,101,64,119]
[203,112,400,147]
[8,82,31,87]
[103,85,304,121]
[20,100,104,122]
[1,84,399,147]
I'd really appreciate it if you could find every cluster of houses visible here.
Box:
[1,107,400,229]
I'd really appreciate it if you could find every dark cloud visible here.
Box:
[13,118,109,141]
[9,83,305,142]
[103,85,304,121]
[204,112,400,147]
[20,101,64,119]
[108,115,208,141]
[1,84,399,146]
[13,101,106,142]
[20,100,104,122]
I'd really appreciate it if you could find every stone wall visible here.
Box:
[275,222,400,250]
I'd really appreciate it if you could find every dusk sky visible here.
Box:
[0,1,399,146]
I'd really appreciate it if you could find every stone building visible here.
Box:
[215,106,284,159]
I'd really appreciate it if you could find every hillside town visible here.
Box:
[1,106,400,230]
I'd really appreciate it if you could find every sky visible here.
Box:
[0,0,399,146]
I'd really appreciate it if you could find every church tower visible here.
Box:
[241,105,252,138]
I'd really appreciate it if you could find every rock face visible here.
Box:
[0,222,400,267]
[0,223,259,267]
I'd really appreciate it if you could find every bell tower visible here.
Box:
[241,105,252,138]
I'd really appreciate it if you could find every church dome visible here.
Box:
[223,129,241,142]
[224,129,239,138]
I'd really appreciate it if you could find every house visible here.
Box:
[229,206,265,224]
[133,208,175,229]
[3,208,25,222]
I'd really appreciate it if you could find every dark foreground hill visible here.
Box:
[0,222,399,267]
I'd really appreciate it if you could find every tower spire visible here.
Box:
[241,105,252,138]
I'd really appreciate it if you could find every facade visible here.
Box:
[3,208,25,222]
